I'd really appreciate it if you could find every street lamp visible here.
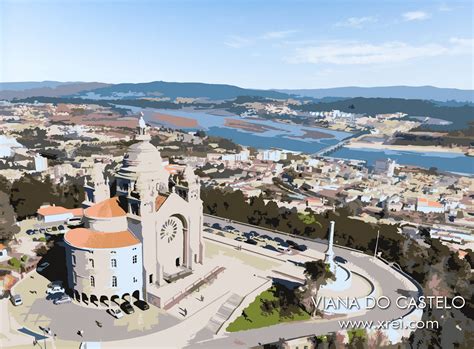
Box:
[373,230,380,259]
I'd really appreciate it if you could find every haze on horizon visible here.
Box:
[1,0,473,90]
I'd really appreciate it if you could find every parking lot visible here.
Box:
[203,221,308,255]
[9,271,180,342]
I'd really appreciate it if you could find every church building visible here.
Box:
[64,117,204,307]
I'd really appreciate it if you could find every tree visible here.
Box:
[296,260,334,317]
[0,191,20,242]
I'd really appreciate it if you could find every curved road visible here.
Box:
[186,215,421,348]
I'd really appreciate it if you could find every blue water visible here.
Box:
[123,106,473,176]
[207,126,339,153]
[332,147,473,176]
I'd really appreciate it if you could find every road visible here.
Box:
[187,215,422,348]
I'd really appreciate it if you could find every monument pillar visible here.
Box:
[325,221,336,273]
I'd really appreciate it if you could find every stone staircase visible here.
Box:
[205,293,243,333]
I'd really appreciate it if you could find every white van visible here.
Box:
[67,217,82,226]
[10,294,22,306]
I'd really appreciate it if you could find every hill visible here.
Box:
[277,86,474,103]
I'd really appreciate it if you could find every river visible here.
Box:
[122,106,473,176]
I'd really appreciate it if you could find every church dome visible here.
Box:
[118,140,164,175]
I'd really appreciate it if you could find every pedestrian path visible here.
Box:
[205,293,243,333]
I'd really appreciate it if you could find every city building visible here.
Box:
[416,197,445,213]
[37,205,83,224]
[64,117,204,307]
[374,158,396,177]
[34,154,48,172]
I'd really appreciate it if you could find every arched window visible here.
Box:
[72,254,76,265]
[90,275,95,287]
[112,276,117,287]
[89,258,94,268]
[111,259,117,268]
[132,255,137,264]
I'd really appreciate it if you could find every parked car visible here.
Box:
[26,229,35,235]
[254,236,266,243]
[46,227,52,233]
[260,235,273,241]
[46,285,65,295]
[286,239,298,248]
[245,239,258,245]
[274,238,289,247]
[67,217,82,226]
[223,225,235,232]
[203,228,214,233]
[203,222,211,227]
[248,230,259,237]
[235,236,246,242]
[274,237,285,244]
[37,262,50,272]
[10,294,22,306]
[277,245,290,253]
[120,301,134,314]
[263,244,278,252]
[39,228,46,234]
[335,256,347,264]
[58,225,65,231]
[211,223,221,229]
[294,244,308,252]
[53,295,72,305]
[107,307,124,319]
[134,300,150,311]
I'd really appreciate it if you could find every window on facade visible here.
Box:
[72,254,76,265]
[111,259,117,268]
[90,275,95,287]
[132,255,137,264]
[133,277,137,283]
[73,272,77,284]
[89,258,94,268]
[112,276,117,287]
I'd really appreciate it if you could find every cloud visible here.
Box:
[402,11,430,21]
[335,16,377,28]
[261,30,297,40]
[224,30,296,48]
[224,35,253,48]
[285,38,472,65]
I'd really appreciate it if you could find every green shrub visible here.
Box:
[8,257,21,269]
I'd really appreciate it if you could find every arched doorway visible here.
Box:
[122,293,131,302]
[111,295,120,306]
[81,293,89,305]
[74,290,81,302]
[90,294,99,306]
[100,295,109,307]
[132,290,140,300]
[156,214,188,275]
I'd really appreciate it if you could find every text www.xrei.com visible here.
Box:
[338,319,439,330]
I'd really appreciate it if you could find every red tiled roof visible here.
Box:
[37,205,83,217]
[85,197,126,218]
[155,194,168,211]
[417,197,443,208]
[65,228,140,249]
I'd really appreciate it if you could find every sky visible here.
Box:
[1,0,473,89]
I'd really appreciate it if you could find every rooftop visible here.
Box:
[37,205,83,217]
[85,197,126,218]
[64,228,140,249]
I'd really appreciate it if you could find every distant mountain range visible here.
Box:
[0,81,110,100]
[1,81,472,103]
[277,86,474,103]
